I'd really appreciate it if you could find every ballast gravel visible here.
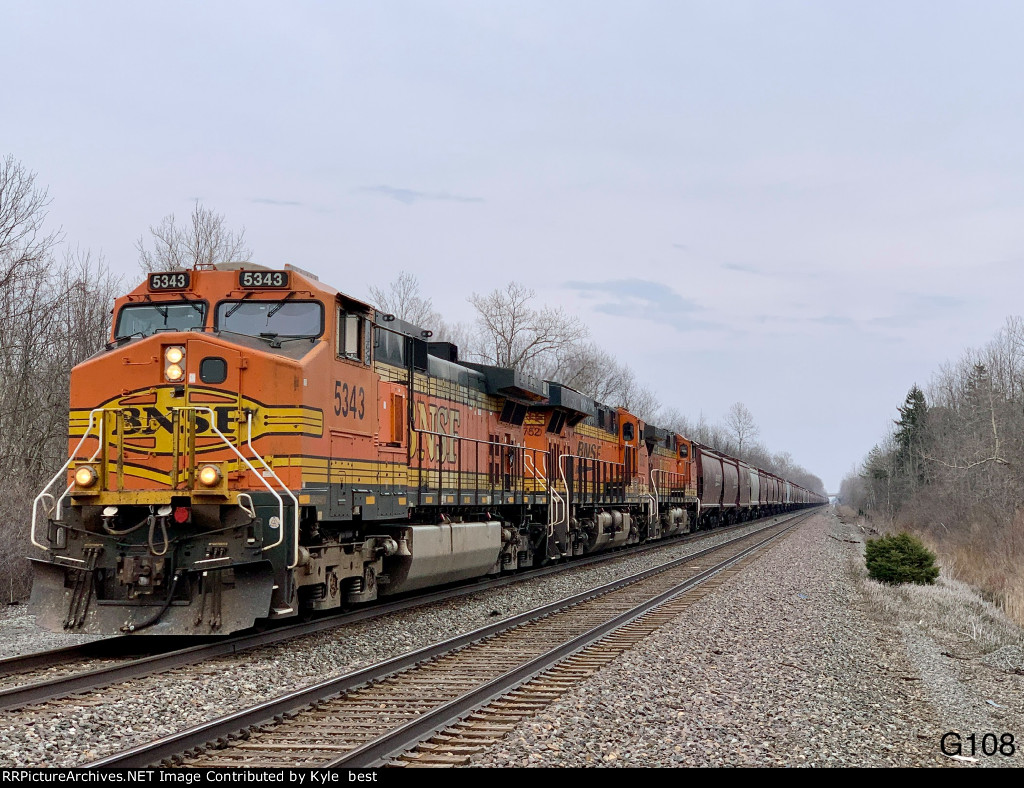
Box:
[0,518,787,767]
[0,606,103,659]
[467,510,1024,767]
[10,510,1024,768]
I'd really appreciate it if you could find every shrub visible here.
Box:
[865,532,940,585]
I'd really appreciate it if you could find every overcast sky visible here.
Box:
[5,1,1024,492]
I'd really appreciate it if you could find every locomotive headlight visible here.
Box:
[74,466,98,488]
[198,464,222,487]
[164,346,185,381]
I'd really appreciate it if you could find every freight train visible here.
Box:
[29,263,825,635]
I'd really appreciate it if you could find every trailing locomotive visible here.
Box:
[29,263,825,635]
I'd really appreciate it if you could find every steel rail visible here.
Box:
[3,509,813,711]
[84,511,815,769]
[0,639,131,678]
[329,512,811,767]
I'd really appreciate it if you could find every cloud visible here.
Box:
[721,262,764,274]
[563,278,716,333]
[253,198,304,207]
[902,292,967,311]
[810,315,857,327]
[863,292,968,329]
[359,185,484,205]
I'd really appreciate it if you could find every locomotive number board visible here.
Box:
[238,270,290,289]
[148,272,191,291]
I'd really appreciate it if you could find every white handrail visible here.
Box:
[33,406,301,571]
[245,411,300,570]
[557,452,627,507]
[647,469,659,525]
[32,409,107,551]
[170,407,298,568]
[523,450,559,538]
[158,406,285,559]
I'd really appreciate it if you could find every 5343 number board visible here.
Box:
[148,272,191,291]
[239,270,290,289]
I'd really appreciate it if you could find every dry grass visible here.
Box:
[847,495,1024,631]
[853,503,1024,662]
[892,507,1024,631]
[835,504,859,521]
[860,572,1024,657]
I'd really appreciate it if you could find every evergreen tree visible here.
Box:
[893,384,928,489]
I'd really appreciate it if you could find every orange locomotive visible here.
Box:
[30,264,825,635]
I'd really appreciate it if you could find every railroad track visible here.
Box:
[87,510,815,768]
[1,511,805,713]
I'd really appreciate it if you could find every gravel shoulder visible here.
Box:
[468,509,1024,767]
[0,605,104,659]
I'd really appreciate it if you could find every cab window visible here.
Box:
[338,310,371,364]
[115,302,206,338]
[216,300,323,339]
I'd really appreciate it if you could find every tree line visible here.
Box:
[0,155,250,601]
[370,272,825,494]
[840,317,1024,621]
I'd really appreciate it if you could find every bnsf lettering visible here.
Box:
[577,441,600,459]
[118,406,234,436]
[409,401,462,463]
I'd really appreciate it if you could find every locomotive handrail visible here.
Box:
[523,451,562,538]
[171,409,299,568]
[649,468,691,500]
[245,411,300,570]
[647,469,660,525]
[556,453,627,509]
[32,409,109,551]
[163,409,299,568]
[411,428,546,504]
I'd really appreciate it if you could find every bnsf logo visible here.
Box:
[118,406,236,437]
[408,402,461,463]
[72,388,323,456]
[577,441,600,459]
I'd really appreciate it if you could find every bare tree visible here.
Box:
[136,202,252,272]
[725,402,759,454]
[0,155,61,292]
[468,282,588,374]
[433,318,482,362]
[369,271,442,328]
[0,157,122,601]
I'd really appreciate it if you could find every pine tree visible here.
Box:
[893,384,928,490]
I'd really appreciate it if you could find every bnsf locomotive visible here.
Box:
[29,264,825,635]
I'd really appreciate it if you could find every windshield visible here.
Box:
[215,301,323,338]
[115,302,207,338]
